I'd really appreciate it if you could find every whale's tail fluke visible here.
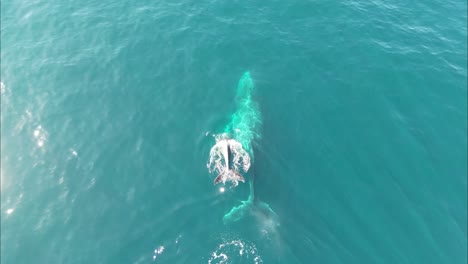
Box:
[214,169,245,185]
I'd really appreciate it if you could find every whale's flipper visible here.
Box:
[233,170,245,183]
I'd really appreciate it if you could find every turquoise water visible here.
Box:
[1,0,466,263]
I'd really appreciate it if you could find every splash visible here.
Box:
[207,72,278,225]
[208,239,263,264]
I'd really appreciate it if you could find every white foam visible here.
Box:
[152,245,164,260]
[208,239,263,264]
[33,125,47,148]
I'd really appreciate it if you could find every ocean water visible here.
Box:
[1,0,467,263]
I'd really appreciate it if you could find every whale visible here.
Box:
[207,71,279,225]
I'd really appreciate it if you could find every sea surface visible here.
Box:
[1,0,467,263]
